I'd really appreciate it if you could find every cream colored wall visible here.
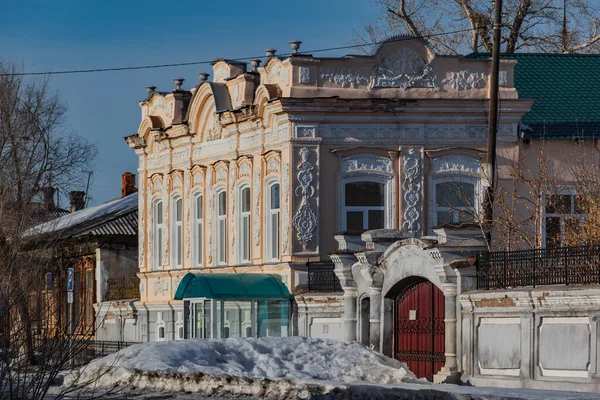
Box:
[127,37,537,305]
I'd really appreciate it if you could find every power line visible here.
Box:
[0,28,476,77]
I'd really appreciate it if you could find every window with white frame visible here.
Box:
[431,177,477,227]
[266,182,280,261]
[193,193,203,267]
[152,199,163,270]
[216,190,227,265]
[171,196,183,268]
[238,186,251,263]
[343,180,385,231]
[544,190,583,248]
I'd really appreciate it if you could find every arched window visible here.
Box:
[266,182,280,261]
[171,196,183,268]
[152,199,163,270]
[193,193,203,267]
[238,186,251,263]
[343,180,385,231]
[429,155,482,230]
[216,190,227,265]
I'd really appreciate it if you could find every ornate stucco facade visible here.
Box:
[125,36,531,345]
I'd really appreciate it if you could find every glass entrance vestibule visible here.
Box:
[174,272,292,339]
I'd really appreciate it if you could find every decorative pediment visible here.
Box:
[215,164,228,182]
[192,166,205,187]
[369,44,436,90]
[170,171,183,191]
[151,174,164,194]
[266,156,281,175]
[238,160,252,178]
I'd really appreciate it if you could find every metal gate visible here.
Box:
[395,279,445,381]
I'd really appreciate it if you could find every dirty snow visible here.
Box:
[63,337,600,400]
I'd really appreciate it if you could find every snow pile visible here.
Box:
[65,337,419,398]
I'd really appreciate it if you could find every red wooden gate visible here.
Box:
[395,280,445,381]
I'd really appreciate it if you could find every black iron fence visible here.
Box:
[307,261,343,292]
[477,245,600,289]
[31,338,139,367]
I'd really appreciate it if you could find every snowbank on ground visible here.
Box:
[65,337,419,397]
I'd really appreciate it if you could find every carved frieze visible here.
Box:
[300,67,310,84]
[292,147,318,249]
[442,70,488,90]
[266,157,280,175]
[342,154,393,174]
[402,149,422,234]
[320,68,368,88]
[432,154,481,175]
[153,278,169,296]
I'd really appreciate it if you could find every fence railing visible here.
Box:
[307,261,343,292]
[477,245,600,289]
[30,338,139,367]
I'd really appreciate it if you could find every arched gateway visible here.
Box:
[392,278,445,381]
[331,229,483,383]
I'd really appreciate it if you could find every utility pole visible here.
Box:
[485,0,503,236]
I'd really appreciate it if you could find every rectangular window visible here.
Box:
[433,180,476,227]
[240,187,251,263]
[544,191,583,247]
[153,200,163,270]
[171,197,183,268]
[216,191,227,265]
[267,183,280,261]
[344,181,385,231]
[194,195,203,266]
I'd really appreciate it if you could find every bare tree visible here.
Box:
[358,0,600,54]
[0,59,98,399]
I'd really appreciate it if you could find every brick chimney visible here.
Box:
[43,187,56,212]
[122,172,138,197]
[69,191,85,213]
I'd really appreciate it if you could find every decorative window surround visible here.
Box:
[155,311,166,342]
[428,154,483,231]
[339,154,396,231]
[175,311,184,340]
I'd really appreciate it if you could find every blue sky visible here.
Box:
[0,0,379,206]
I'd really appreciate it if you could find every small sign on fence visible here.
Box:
[67,267,74,292]
[67,291,74,304]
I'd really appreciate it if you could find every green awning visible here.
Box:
[173,272,292,300]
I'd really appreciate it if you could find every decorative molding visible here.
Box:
[268,64,289,84]
[149,97,172,118]
[192,170,205,186]
[320,68,368,88]
[402,149,422,233]
[300,67,310,84]
[276,124,290,141]
[294,124,316,138]
[442,70,487,90]
[229,164,237,251]
[253,166,261,247]
[369,47,437,90]
[216,166,228,182]
[171,173,183,190]
[153,278,169,296]
[499,69,508,86]
[281,161,290,254]
[293,147,318,248]
[239,162,252,177]
[214,66,228,81]
[432,154,481,176]
[206,168,213,264]
[266,157,280,175]
[206,114,222,142]
[342,154,393,174]
[151,175,163,194]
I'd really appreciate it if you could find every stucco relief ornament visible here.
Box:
[300,67,310,84]
[402,150,421,233]
[442,70,488,90]
[266,158,280,175]
[153,278,169,296]
[229,164,236,248]
[216,166,228,182]
[206,114,221,141]
[149,96,172,118]
[239,162,252,177]
[214,66,228,81]
[368,48,437,90]
[171,174,182,190]
[320,68,368,88]
[292,147,318,248]
[193,170,205,186]
[342,154,392,174]
[281,161,290,253]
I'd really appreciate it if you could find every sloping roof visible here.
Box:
[464,53,600,139]
[25,192,138,239]
[174,273,292,300]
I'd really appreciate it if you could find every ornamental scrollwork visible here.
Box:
[442,70,488,90]
[292,147,318,249]
[402,150,421,233]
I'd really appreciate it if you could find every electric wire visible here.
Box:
[0,28,477,77]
